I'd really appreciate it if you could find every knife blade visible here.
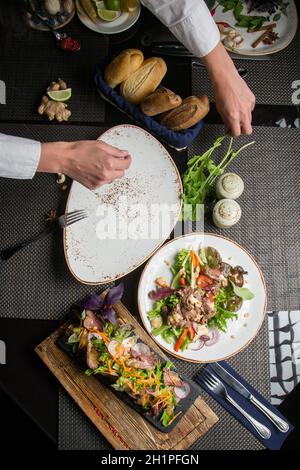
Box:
[211,363,251,398]
[210,363,289,433]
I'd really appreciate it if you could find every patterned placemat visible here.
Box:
[0,124,113,320]
[189,124,300,312]
[0,16,108,123]
[192,27,300,106]
[269,310,300,405]
[58,317,269,450]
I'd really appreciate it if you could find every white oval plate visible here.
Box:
[213,0,298,56]
[64,125,182,284]
[138,233,267,363]
[76,0,141,34]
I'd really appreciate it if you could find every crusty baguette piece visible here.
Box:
[120,57,167,104]
[140,87,182,116]
[160,95,210,131]
[104,49,144,89]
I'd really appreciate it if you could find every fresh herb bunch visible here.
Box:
[219,0,289,28]
[181,136,255,221]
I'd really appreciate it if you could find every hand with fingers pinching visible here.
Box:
[38,139,132,189]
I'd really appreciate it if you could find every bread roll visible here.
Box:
[104,49,144,89]
[140,87,182,116]
[120,57,167,104]
[160,95,210,131]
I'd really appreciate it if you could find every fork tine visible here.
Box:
[66,209,87,219]
[201,374,216,389]
[207,371,221,385]
[201,368,218,385]
[65,214,88,227]
[198,369,220,388]
[66,212,87,222]
[197,375,215,392]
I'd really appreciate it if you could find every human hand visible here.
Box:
[212,70,255,136]
[39,139,131,189]
[201,42,255,137]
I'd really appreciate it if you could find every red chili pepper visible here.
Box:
[180,277,186,286]
[216,21,232,28]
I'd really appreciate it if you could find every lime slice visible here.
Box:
[97,7,121,21]
[104,0,121,11]
[47,88,72,102]
[121,0,139,12]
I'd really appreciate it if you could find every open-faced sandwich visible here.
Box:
[58,284,198,431]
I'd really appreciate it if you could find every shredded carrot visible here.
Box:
[190,250,200,269]
[167,411,182,426]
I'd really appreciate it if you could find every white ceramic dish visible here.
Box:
[76,0,141,34]
[213,0,298,56]
[64,125,182,284]
[138,232,267,363]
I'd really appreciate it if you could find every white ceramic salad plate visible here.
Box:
[64,124,182,284]
[213,0,298,56]
[138,233,267,363]
[76,0,141,34]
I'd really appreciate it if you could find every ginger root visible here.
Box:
[38,96,71,122]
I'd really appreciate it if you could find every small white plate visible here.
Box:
[64,125,182,284]
[213,0,298,56]
[76,0,141,34]
[138,233,267,363]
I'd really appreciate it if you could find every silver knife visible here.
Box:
[211,363,289,433]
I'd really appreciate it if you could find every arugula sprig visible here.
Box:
[182,136,255,221]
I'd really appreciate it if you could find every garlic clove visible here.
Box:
[213,199,241,228]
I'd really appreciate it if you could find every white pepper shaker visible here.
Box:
[216,173,244,200]
[213,199,241,228]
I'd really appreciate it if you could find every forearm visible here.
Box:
[201,41,238,83]
[37,141,71,174]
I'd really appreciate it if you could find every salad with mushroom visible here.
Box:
[60,284,192,428]
[147,245,254,352]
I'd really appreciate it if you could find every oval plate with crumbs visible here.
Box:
[64,125,182,284]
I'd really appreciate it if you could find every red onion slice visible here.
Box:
[174,382,191,400]
[205,328,220,346]
[188,339,205,351]
[122,336,138,350]
[107,340,124,358]
[200,335,210,342]
[131,342,151,358]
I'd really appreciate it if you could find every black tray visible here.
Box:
[57,333,200,433]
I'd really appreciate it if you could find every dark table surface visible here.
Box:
[0,5,299,451]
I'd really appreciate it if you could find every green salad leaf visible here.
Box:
[231,282,255,300]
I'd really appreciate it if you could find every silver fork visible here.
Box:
[198,369,271,440]
[0,210,87,261]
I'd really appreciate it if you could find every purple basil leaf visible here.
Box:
[102,307,117,324]
[78,293,104,311]
[149,287,175,300]
[104,283,124,307]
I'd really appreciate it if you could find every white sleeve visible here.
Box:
[0,133,41,179]
[141,0,220,57]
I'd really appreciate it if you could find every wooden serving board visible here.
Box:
[35,296,218,450]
